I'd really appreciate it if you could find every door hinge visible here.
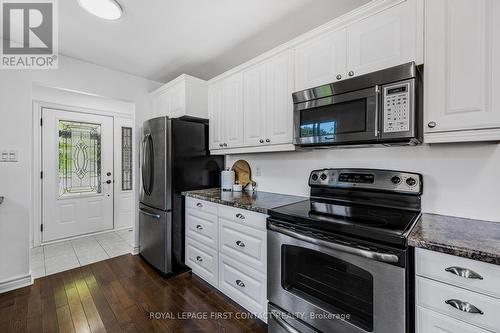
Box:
[40,171,43,179]
[40,224,43,232]
[40,118,43,126]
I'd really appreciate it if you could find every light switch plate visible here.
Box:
[0,150,18,162]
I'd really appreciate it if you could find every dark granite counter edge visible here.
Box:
[409,238,500,266]
[182,191,269,214]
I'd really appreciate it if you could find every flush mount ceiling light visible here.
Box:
[78,0,123,20]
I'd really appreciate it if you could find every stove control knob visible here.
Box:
[320,173,328,181]
[311,174,319,181]
[406,177,417,187]
[391,176,401,185]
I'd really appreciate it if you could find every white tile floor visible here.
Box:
[30,228,134,279]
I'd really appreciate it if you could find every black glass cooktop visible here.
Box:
[268,199,420,247]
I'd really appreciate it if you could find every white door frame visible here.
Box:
[32,100,135,247]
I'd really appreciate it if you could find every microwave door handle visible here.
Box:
[268,223,399,264]
[270,309,301,333]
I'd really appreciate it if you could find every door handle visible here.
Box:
[236,240,245,248]
[235,280,245,288]
[139,209,161,219]
[270,309,301,333]
[445,299,483,315]
[235,213,245,220]
[196,225,203,231]
[268,223,399,264]
[105,180,112,184]
[445,267,483,280]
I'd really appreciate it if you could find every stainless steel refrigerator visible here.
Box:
[139,116,223,276]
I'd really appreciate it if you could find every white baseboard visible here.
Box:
[0,274,33,294]
[131,246,140,255]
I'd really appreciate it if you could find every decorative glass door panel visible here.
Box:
[58,120,102,197]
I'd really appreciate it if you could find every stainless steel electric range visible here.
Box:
[267,168,423,333]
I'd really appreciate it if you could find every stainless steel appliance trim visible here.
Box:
[294,86,377,112]
[139,208,161,219]
[293,62,417,104]
[268,223,399,264]
[267,229,407,333]
[445,299,484,315]
[445,267,484,280]
[270,309,302,333]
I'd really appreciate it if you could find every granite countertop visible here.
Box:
[409,213,500,265]
[182,188,307,214]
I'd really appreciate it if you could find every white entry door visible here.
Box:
[42,108,114,242]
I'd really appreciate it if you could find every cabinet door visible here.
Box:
[425,0,500,133]
[243,63,267,146]
[208,82,225,150]
[222,74,244,148]
[346,0,416,77]
[168,81,186,118]
[151,90,170,117]
[417,306,490,333]
[295,29,347,91]
[266,50,294,145]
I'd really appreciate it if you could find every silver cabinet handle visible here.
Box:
[266,139,271,143]
[196,225,203,231]
[219,144,223,147]
[336,74,342,80]
[259,139,264,144]
[348,70,355,77]
[196,202,203,207]
[428,121,437,128]
[236,280,245,288]
[236,240,245,248]
[139,209,161,219]
[270,309,301,333]
[196,256,203,262]
[235,213,245,220]
[268,223,399,264]
[445,299,483,315]
[223,143,228,147]
[445,267,483,280]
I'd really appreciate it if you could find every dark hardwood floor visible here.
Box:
[0,254,267,333]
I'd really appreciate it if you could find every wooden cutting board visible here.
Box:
[231,160,253,189]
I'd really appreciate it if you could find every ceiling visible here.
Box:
[59,0,370,83]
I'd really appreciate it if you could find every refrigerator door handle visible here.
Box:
[142,134,154,195]
[139,208,161,219]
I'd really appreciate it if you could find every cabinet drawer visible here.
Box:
[186,210,217,249]
[218,205,267,231]
[185,197,218,216]
[416,248,500,299]
[186,238,218,287]
[417,306,491,333]
[218,253,267,316]
[219,219,266,273]
[416,277,500,332]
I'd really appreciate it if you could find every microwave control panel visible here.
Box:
[382,82,411,133]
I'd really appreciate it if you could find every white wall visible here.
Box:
[0,55,161,288]
[227,143,500,222]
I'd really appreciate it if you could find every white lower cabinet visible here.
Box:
[416,248,500,333]
[417,306,491,333]
[218,253,267,315]
[185,198,268,320]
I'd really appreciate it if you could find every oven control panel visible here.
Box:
[309,168,422,194]
[382,82,412,133]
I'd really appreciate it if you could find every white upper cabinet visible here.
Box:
[209,74,244,150]
[295,29,347,91]
[243,62,267,146]
[424,0,500,143]
[150,74,208,119]
[294,0,421,91]
[266,50,294,145]
[346,0,417,77]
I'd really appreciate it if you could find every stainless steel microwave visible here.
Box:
[293,62,423,147]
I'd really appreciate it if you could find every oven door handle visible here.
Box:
[269,223,399,264]
[270,309,301,333]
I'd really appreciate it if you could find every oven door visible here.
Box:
[294,87,380,146]
[268,224,407,333]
